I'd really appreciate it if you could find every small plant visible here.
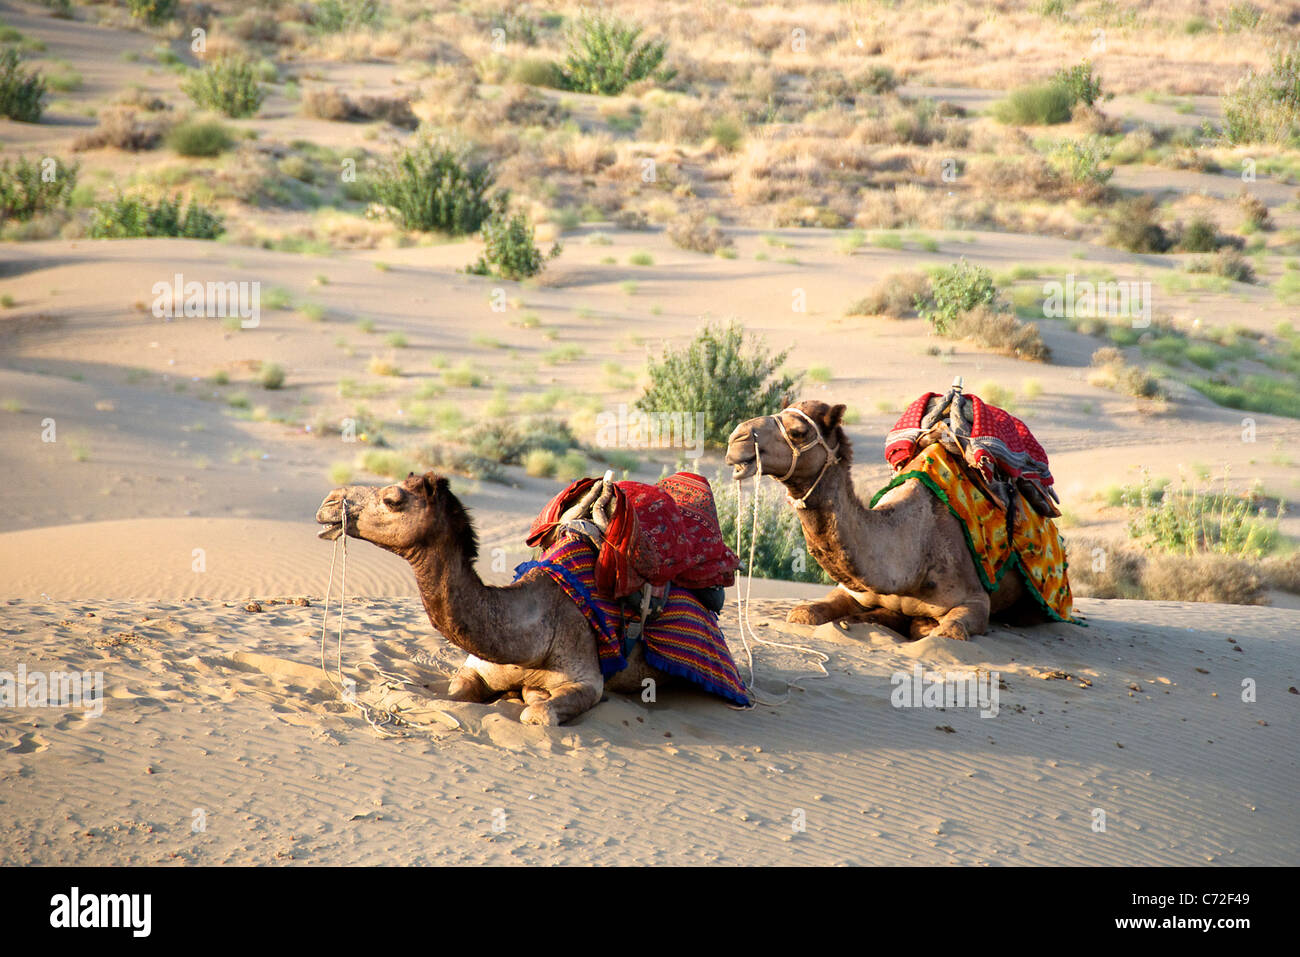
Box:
[0,155,77,221]
[1123,468,1283,559]
[310,0,380,33]
[713,473,830,583]
[1105,196,1172,253]
[1223,45,1300,145]
[467,210,560,281]
[846,271,931,318]
[993,81,1074,125]
[1188,248,1256,284]
[89,194,224,239]
[1179,216,1220,253]
[636,320,798,448]
[1052,60,1103,107]
[0,48,45,122]
[182,57,265,118]
[668,211,732,254]
[127,0,177,25]
[559,14,667,96]
[918,259,998,334]
[259,362,285,390]
[166,118,232,157]
[1048,137,1113,187]
[372,139,501,235]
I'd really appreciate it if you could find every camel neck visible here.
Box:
[405,541,549,668]
[789,463,908,595]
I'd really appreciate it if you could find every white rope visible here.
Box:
[730,442,831,709]
[317,501,459,737]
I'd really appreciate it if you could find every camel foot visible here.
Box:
[787,601,838,625]
[447,667,491,702]
[929,620,971,642]
[519,702,560,726]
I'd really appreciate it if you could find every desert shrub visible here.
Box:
[1067,536,1267,604]
[1105,196,1172,253]
[713,473,830,583]
[1088,348,1161,398]
[1187,248,1255,283]
[559,14,667,95]
[73,106,171,151]
[1223,45,1300,145]
[311,0,380,33]
[301,87,351,120]
[667,211,732,254]
[637,321,798,448]
[846,271,931,318]
[1238,189,1271,231]
[89,194,224,239]
[182,58,264,118]
[950,305,1050,361]
[859,65,898,94]
[1179,216,1220,252]
[302,87,418,127]
[1048,137,1112,187]
[510,57,563,87]
[1122,470,1282,558]
[0,48,45,122]
[918,259,998,334]
[471,417,576,465]
[0,155,78,221]
[166,118,232,156]
[992,82,1073,125]
[1260,552,1300,593]
[467,210,560,281]
[372,139,501,235]
[1052,60,1103,107]
[126,0,177,24]
[259,363,285,390]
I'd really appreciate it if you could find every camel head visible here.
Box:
[315,471,478,560]
[724,400,852,487]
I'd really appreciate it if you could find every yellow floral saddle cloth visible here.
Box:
[869,443,1078,623]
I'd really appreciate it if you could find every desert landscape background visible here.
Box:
[1,0,1298,865]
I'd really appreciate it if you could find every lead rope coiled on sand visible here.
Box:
[730,442,830,709]
[317,501,460,737]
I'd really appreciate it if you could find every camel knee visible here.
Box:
[447,666,491,702]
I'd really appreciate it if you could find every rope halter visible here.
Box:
[768,406,840,509]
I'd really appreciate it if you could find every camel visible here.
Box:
[724,400,1045,641]
[315,472,664,725]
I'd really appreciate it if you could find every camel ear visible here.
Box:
[419,471,446,500]
[822,403,846,431]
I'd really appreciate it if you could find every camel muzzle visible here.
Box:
[315,490,362,540]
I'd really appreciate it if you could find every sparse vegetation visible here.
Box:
[558,14,667,96]
[468,210,560,281]
[182,57,265,118]
[0,48,45,122]
[372,139,501,235]
[0,156,77,221]
[89,194,224,239]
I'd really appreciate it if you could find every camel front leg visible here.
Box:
[788,587,877,625]
[925,597,991,642]
[520,680,602,726]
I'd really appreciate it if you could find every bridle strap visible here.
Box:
[768,407,840,508]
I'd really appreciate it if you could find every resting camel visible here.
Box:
[724,400,1044,640]
[316,472,664,725]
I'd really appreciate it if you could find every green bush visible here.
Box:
[1179,216,1220,252]
[992,81,1074,125]
[467,210,560,281]
[1188,248,1256,284]
[372,139,501,234]
[89,194,224,239]
[918,259,998,334]
[713,473,830,584]
[1052,60,1103,107]
[182,58,265,118]
[166,117,233,156]
[1048,137,1113,186]
[311,0,380,33]
[1223,45,1300,145]
[0,155,77,221]
[1123,470,1282,559]
[0,48,45,122]
[259,363,285,390]
[559,14,667,95]
[636,320,798,448]
[127,0,177,24]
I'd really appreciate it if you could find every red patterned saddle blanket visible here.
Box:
[525,471,738,600]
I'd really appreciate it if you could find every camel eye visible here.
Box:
[382,488,407,509]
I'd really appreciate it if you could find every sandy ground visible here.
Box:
[3,2,1299,866]
[2,592,1296,865]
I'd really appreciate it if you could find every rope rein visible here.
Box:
[730,437,830,710]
